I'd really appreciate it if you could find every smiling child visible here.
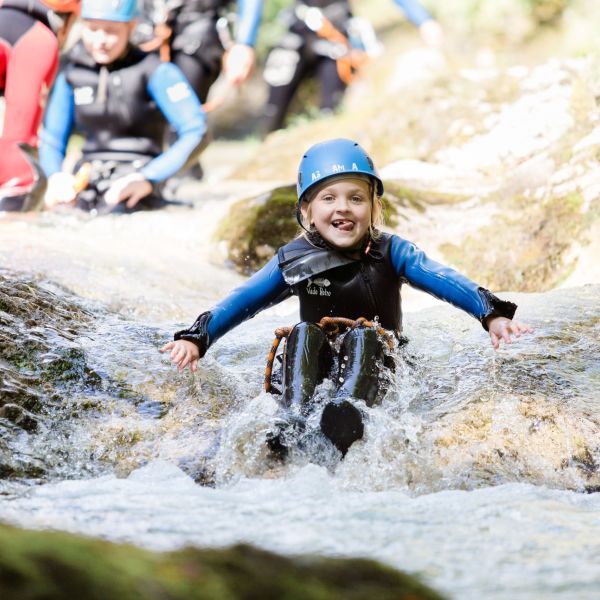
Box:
[161,138,532,455]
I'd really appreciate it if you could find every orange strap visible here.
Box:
[313,16,368,85]
[73,162,92,193]
[139,23,173,62]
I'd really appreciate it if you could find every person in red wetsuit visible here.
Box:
[0,0,79,211]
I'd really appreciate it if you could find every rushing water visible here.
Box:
[1,207,600,598]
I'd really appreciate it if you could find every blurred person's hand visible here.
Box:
[105,173,152,208]
[419,19,444,48]
[44,172,77,208]
[223,43,255,86]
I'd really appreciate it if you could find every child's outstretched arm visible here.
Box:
[486,316,533,350]
[391,236,533,349]
[160,255,290,373]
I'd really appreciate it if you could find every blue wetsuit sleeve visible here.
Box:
[207,255,290,343]
[392,0,433,27]
[390,235,488,319]
[141,62,206,182]
[39,72,75,177]
[235,0,263,46]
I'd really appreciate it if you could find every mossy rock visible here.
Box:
[440,192,593,292]
[217,186,401,274]
[0,523,445,599]
[216,184,298,274]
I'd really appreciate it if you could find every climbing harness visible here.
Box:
[295,4,368,85]
[263,316,394,393]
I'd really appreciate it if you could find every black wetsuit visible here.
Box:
[175,231,517,454]
[139,0,263,102]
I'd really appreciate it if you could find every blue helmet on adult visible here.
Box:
[81,0,139,21]
[296,138,384,204]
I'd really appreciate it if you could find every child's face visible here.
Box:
[301,177,372,249]
[82,19,133,64]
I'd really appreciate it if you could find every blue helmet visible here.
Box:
[296,138,384,204]
[81,0,139,21]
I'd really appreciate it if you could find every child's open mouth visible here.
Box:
[332,219,354,231]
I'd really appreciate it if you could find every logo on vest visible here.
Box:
[306,277,331,296]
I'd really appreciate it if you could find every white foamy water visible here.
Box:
[2,461,600,600]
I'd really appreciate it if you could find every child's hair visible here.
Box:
[299,175,384,240]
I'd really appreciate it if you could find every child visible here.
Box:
[161,138,532,455]
[39,0,206,213]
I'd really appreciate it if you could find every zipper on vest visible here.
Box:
[360,263,379,320]
[97,66,109,106]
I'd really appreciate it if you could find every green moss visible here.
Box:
[0,524,445,600]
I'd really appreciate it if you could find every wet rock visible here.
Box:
[0,523,446,599]
[0,272,182,483]
[380,160,498,202]
[0,404,39,432]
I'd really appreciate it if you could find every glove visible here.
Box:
[174,311,212,358]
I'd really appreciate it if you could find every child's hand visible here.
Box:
[160,339,200,372]
[486,317,533,350]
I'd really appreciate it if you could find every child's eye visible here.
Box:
[351,195,365,203]
[321,195,335,202]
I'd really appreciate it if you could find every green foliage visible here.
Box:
[254,0,292,59]
[524,0,571,24]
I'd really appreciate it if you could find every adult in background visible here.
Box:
[261,0,443,135]
[137,0,264,102]
[136,0,263,180]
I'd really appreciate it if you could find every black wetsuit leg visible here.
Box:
[282,321,333,411]
[266,321,333,458]
[334,327,385,406]
[320,327,385,456]
[316,55,346,113]
[261,24,325,136]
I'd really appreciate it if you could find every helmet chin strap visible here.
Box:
[296,206,311,233]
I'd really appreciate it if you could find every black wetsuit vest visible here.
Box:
[63,43,166,158]
[278,234,402,331]
[179,0,226,16]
